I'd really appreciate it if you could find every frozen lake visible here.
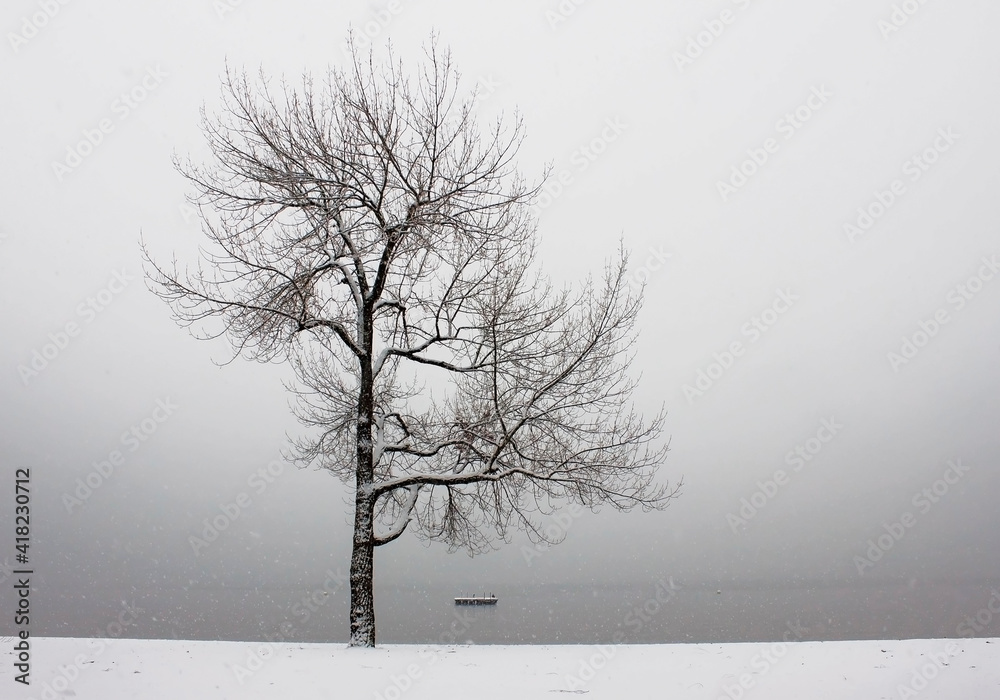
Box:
[20,579,1000,644]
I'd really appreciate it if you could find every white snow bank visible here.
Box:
[2,636,998,699]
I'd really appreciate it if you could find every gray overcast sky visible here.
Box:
[1,0,999,615]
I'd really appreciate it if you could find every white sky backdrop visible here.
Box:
[1,0,999,605]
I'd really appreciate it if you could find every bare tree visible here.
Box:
[144,37,679,648]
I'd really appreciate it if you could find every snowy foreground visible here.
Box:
[3,636,999,699]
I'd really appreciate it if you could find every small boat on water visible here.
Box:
[454,592,498,606]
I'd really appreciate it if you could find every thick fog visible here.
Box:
[1,0,999,639]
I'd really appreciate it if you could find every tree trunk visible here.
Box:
[348,493,375,647]
[350,342,376,647]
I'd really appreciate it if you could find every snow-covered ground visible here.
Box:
[3,636,998,699]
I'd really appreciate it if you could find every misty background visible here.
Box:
[1,0,999,643]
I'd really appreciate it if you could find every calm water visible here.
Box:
[21,579,1000,644]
